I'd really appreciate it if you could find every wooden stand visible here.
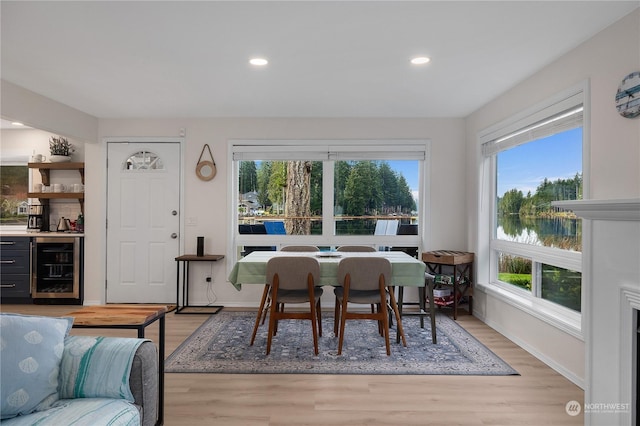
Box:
[175,254,225,314]
[422,250,474,319]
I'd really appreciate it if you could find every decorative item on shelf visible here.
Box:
[76,213,84,233]
[49,136,74,162]
[196,144,217,181]
[197,236,205,256]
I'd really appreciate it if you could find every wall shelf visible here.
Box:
[28,162,85,213]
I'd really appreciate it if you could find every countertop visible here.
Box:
[0,229,84,237]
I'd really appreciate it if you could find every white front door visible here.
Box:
[106,141,181,303]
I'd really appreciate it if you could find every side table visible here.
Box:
[175,254,225,314]
[422,250,474,320]
[66,304,167,426]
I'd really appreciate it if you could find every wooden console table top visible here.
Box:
[67,304,168,327]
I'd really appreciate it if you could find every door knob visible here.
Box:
[171,233,178,239]
[172,210,177,216]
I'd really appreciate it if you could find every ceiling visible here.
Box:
[1,1,638,120]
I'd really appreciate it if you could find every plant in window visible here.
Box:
[49,136,74,156]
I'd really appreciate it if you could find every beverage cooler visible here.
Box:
[32,237,83,304]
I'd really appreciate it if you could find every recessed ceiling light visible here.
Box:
[11,121,24,126]
[410,56,431,65]
[249,58,268,66]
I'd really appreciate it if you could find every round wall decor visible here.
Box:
[196,144,217,181]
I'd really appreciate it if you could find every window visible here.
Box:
[0,165,29,226]
[124,151,164,170]
[479,85,585,328]
[231,140,428,262]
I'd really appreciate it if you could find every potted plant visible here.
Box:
[49,136,74,162]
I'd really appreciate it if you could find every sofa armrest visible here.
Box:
[59,336,158,426]
[129,340,158,426]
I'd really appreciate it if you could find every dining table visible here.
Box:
[227,250,427,290]
[228,250,429,346]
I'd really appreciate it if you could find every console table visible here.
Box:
[422,250,474,319]
[175,254,225,314]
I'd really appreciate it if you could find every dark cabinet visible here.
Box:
[1,237,32,299]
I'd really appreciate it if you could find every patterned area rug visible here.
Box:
[165,311,518,375]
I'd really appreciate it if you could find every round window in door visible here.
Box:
[124,151,164,170]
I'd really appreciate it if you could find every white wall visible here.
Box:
[92,117,466,306]
[0,84,467,306]
[465,9,640,389]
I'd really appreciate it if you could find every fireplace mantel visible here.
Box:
[554,198,640,425]
[552,198,640,221]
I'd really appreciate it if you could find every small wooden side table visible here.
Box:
[175,254,225,314]
[66,304,167,426]
[422,250,474,320]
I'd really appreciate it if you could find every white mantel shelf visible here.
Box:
[552,198,640,221]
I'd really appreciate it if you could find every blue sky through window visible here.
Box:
[386,127,581,202]
[497,128,582,198]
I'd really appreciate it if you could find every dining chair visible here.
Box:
[334,256,406,356]
[280,245,320,252]
[265,256,323,355]
[336,245,383,326]
[250,245,319,346]
[336,245,377,252]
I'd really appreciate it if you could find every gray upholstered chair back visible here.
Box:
[337,257,391,291]
[336,245,376,252]
[280,245,320,252]
[266,256,320,291]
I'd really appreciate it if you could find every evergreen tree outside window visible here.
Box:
[0,165,28,226]
[232,140,427,260]
[480,85,585,318]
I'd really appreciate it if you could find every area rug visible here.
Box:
[165,311,518,375]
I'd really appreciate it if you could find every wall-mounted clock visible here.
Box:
[615,71,640,118]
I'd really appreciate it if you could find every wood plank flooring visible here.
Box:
[2,305,584,425]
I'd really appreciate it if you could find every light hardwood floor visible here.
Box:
[2,304,584,425]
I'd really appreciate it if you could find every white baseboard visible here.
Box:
[475,310,585,389]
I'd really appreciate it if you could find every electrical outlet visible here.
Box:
[205,276,212,283]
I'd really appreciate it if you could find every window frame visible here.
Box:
[0,158,30,230]
[477,82,589,339]
[227,139,431,270]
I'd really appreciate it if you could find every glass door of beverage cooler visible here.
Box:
[32,237,81,300]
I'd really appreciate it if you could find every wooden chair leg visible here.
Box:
[309,289,319,356]
[334,297,340,335]
[266,293,279,356]
[260,294,271,325]
[388,286,407,347]
[250,284,270,346]
[379,287,391,356]
[316,298,323,337]
[427,279,437,344]
[337,294,349,355]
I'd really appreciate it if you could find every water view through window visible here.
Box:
[238,159,419,237]
[495,125,582,311]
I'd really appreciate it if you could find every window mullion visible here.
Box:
[322,160,335,237]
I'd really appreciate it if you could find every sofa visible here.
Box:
[0,313,158,426]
